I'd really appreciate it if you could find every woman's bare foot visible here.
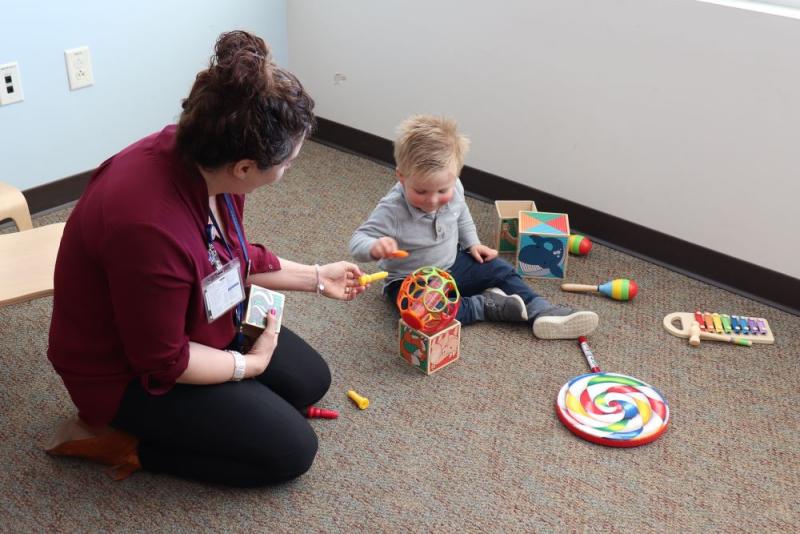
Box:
[44,415,114,451]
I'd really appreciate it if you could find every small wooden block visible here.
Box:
[494,200,536,253]
[242,284,285,338]
[398,319,461,375]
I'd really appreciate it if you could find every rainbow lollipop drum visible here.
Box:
[556,372,669,447]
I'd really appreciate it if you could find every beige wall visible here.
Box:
[287,0,800,279]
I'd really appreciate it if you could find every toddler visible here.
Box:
[349,115,598,339]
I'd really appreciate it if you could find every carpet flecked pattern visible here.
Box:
[1,141,798,532]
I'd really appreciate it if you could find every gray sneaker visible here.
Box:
[482,288,528,322]
[532,306,599,339]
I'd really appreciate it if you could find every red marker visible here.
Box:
[578,336,601,373]
[305,406,339,419]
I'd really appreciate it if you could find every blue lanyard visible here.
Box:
[206,194,250,269]
[223,194,250,268]
[206,194,250,349]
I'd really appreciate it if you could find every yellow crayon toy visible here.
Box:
[347,389,369,409]
[358,271,388,286]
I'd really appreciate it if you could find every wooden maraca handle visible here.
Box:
[560,283,599,293]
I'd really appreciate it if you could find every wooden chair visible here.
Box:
[0,181,65,306]
[0,181,33,231]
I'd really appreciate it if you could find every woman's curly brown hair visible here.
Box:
[176,30,315,170]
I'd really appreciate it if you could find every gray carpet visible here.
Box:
[1,141,798,532]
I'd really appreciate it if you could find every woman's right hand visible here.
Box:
[370,236,399,259]
[245,309,279,377]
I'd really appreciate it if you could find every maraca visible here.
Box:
[561,278,638,301]
[568,234,592,256]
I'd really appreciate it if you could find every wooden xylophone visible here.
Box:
[663,311,775,346]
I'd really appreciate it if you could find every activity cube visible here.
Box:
[398,318,461,375]
[494,200,537,253]
[516,211,570,279]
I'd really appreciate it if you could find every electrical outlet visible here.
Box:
[64,46,94,90]
[334,73,347,85]
[0,62,24,106]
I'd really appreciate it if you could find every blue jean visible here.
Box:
[386,250,551,326]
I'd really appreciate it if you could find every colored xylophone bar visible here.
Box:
[693,310,769,336]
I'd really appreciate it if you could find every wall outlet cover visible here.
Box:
[64,46,94,90]
[0,62,24,106]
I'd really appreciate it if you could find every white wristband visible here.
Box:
[228,350,246,381]
[314,264,325,296]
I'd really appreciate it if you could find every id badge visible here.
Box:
[201,257,245,322]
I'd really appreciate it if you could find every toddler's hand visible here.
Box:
[469,244,498,264]
[370,237,399,260]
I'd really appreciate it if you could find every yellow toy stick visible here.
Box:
[347,389,369,409]
[358,271,388,286]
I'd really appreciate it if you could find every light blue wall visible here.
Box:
[0,0,287,191]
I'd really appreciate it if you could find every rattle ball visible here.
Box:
[396,266,460,334]
[568,234,592,256]
[555,372,669,447]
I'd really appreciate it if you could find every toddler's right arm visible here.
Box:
[349,203,397,262]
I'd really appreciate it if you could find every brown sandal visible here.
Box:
[46,429,141,481]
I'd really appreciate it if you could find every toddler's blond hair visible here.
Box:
[393,115,470,181]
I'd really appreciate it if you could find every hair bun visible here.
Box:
[177,30,316,170]
[212,30,273,98]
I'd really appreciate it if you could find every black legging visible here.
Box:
[112,327,331,487]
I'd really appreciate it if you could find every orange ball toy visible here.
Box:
[396,266,460,334]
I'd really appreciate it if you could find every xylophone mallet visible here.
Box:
[561,278,639,302]
[689,320,751,347]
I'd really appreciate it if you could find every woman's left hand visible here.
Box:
[319,261,367,301]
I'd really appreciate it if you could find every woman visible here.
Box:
[45,30,366,487]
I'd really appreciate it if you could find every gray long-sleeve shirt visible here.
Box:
[349,179,481,286]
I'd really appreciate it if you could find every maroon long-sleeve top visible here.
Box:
[47,125,281,426]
